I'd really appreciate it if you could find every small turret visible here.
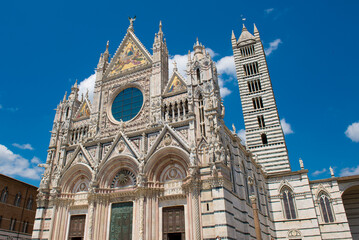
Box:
[193,38,204,60]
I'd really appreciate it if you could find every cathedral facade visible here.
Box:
[32,20,359,240]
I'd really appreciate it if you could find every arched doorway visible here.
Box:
[342,185,359,239]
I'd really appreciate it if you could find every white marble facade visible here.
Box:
[32,20,359,240]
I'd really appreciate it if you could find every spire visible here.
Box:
[231,30,236,40]
[73,79,78,89]
[159,20,163,34]
[157,20,164,40]
[103,40,109,63]
[231,30,237,48]
[253,23,260,38]
[63,91,67,102]
[105,40,109,53]
[188,50,191,63]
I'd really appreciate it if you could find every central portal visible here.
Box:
[109,202,133,240]
[162,206,185,240]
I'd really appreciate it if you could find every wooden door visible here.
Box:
[163,206,185,240]
[68,215,86,240]
[109,202,133,240]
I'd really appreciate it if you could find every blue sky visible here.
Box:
[0,0,358,186]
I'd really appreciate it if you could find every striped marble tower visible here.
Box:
[232,24,291,173]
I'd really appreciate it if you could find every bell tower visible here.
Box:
[232,24,291,173]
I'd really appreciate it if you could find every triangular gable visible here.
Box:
[64,145,95,172]
[197,137,208,151]
[105,31,152,78]
[164,72,187,96]
[146,124,190,160]
[74,100,91,121]
[101,131,140,165]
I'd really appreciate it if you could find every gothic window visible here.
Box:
[9,218,16,231]
[261,133,268,145]
[1,187,8,203]
[252,97,264,110]
[26,195,33,210]
[257,115,265,128]
[247,79,262,93]
[240,45,255,57]
[14,192,21,207]
[281,187,297,219]
[65,107,69,118]
[319,194,335,223]
[242,163,250,203]
[228,149,236,193]
[255,178,262,212]
[197,68,201,83]
[243,62,259,76]
[198,95,206,137]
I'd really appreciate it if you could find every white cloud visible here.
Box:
[78,72,96,101]
[238,129,246,144]
[340,165,359,177]
[169,53,190,78]
[216,56,236,76]
[265,8,274,14]
[206,48,218,58]
[281,118,294,135]
[31,156,41,164]
[0,144,43,180]
[265,39,282,56]
[312,168,327,176]
[345,121,359,142]
[12,143,34,150]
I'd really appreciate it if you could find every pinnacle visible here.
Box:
[242,23,248,32]
[106,40,109,51]
[231,30,236,39]
[253,23,258,33]
[74,79,78,88]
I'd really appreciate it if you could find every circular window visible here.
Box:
[111,87,143,122]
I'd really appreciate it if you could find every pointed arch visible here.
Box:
[59,163,93,193]
[280,185,297,219]
[145,146,189,182]
[318,191,335,223]
[97,155,139,189]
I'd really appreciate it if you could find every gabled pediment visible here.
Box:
[104,31,152,79]
[163,71,187,96]
[74,99,91,121]
[64,145,95,171]
[101,131,140,164]
[146,124,190,160]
